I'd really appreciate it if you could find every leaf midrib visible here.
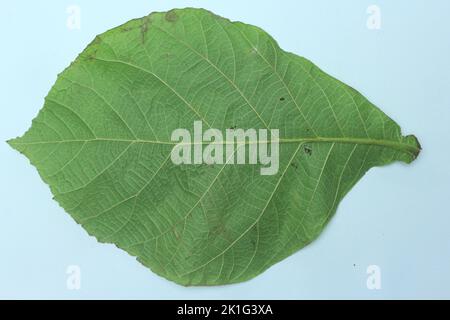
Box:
[9,136,419,156]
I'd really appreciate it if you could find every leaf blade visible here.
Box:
[8,8,420,286]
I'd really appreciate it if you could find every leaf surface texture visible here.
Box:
[8,8,420,286]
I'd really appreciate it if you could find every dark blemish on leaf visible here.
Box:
[83,36,102,61]
[229,125,237,130]
[165,10,178,22]
[279,97,285,101]
[85,48,98,61]
[290,162,298,169]
[303,145,312,156]
[93,36,102,44]
[140,16,151,44]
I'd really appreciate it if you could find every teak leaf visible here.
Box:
[8,8,420,286]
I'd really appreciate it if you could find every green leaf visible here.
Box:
[8,8,420,286]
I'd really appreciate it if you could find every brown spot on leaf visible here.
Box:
[140,16,151,44]
[165,10,178,22]
[303,145,312,156]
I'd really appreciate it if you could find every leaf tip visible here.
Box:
[6,138,17,148]
[402,134,421,163]
[6,136,25,154]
